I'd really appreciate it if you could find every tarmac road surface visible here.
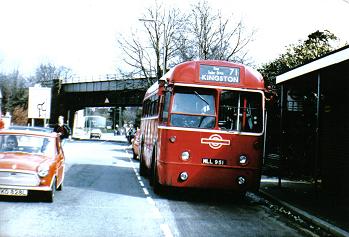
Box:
[0,138,316,237]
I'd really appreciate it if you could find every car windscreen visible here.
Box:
[0,134,55,156]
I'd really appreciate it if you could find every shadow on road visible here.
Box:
[64,164,145,198]
[156,186,260,205]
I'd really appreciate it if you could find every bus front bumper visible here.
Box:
[157,161,261,192]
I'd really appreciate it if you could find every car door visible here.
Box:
[55,137,65,186]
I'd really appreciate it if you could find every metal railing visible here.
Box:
[62,72,157,84]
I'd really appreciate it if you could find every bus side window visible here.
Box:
[154,96,159,116]
[161,91,171,124]
[0,135,4,151]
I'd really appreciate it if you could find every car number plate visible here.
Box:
[202,158,227,165]
[0,188,28,196]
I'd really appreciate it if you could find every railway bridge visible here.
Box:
[50,76,155,129]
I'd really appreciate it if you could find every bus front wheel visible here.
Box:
[151,153,163,194]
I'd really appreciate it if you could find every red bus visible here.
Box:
[138,60,266,195]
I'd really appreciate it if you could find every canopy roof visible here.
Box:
[276,46,349,84]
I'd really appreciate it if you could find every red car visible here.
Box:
[131,129,141,160]
[0,127,65,202]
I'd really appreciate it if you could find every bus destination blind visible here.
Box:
[200,65,240,83]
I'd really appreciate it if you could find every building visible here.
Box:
[276,45,349,194]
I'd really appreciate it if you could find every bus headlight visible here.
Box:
[239,155,248,165]
[181,151,190,161]
[179,172,188,181]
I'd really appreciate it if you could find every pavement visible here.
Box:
[258,176,349,237]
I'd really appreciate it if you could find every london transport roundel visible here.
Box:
[201,134,231,149]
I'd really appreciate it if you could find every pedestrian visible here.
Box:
[53,115,71,140]
[114,124,120,135]
[0,118,4,129]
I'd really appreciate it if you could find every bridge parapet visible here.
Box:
[62,74,128,84]
[62,78,155,92]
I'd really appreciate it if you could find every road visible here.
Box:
[0,137,313,237]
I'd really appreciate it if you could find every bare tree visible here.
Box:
[34,63,73,95]
[179,0,254,63]
[117,1,186,84]
[117,0,254,80]
[35,63,72,87]
[117,31,156,85]
[0,70,29,121]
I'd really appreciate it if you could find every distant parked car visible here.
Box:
[90,129,102,139]
[131,129,141,160]
[0,127,65,202]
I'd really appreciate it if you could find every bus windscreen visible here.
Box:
[170,88,216,128]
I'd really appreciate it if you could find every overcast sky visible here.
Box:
[0,0,348,78]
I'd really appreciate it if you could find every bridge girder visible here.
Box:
[63,89,145,111]
[50,78,154,127]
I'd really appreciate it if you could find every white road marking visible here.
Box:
[152,207,163,219]
[128,156,174,237]
[161,224,174,237]
[143,187,149,195]
[146,196,156,206]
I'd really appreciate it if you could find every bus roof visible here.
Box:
[144,60,264,99]
[167,60,263,89]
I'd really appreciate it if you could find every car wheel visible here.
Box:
[57,181,63,191]
[44,178,56,203]
[132,148,138,160]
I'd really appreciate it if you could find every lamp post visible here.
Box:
[139,18,166,77]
